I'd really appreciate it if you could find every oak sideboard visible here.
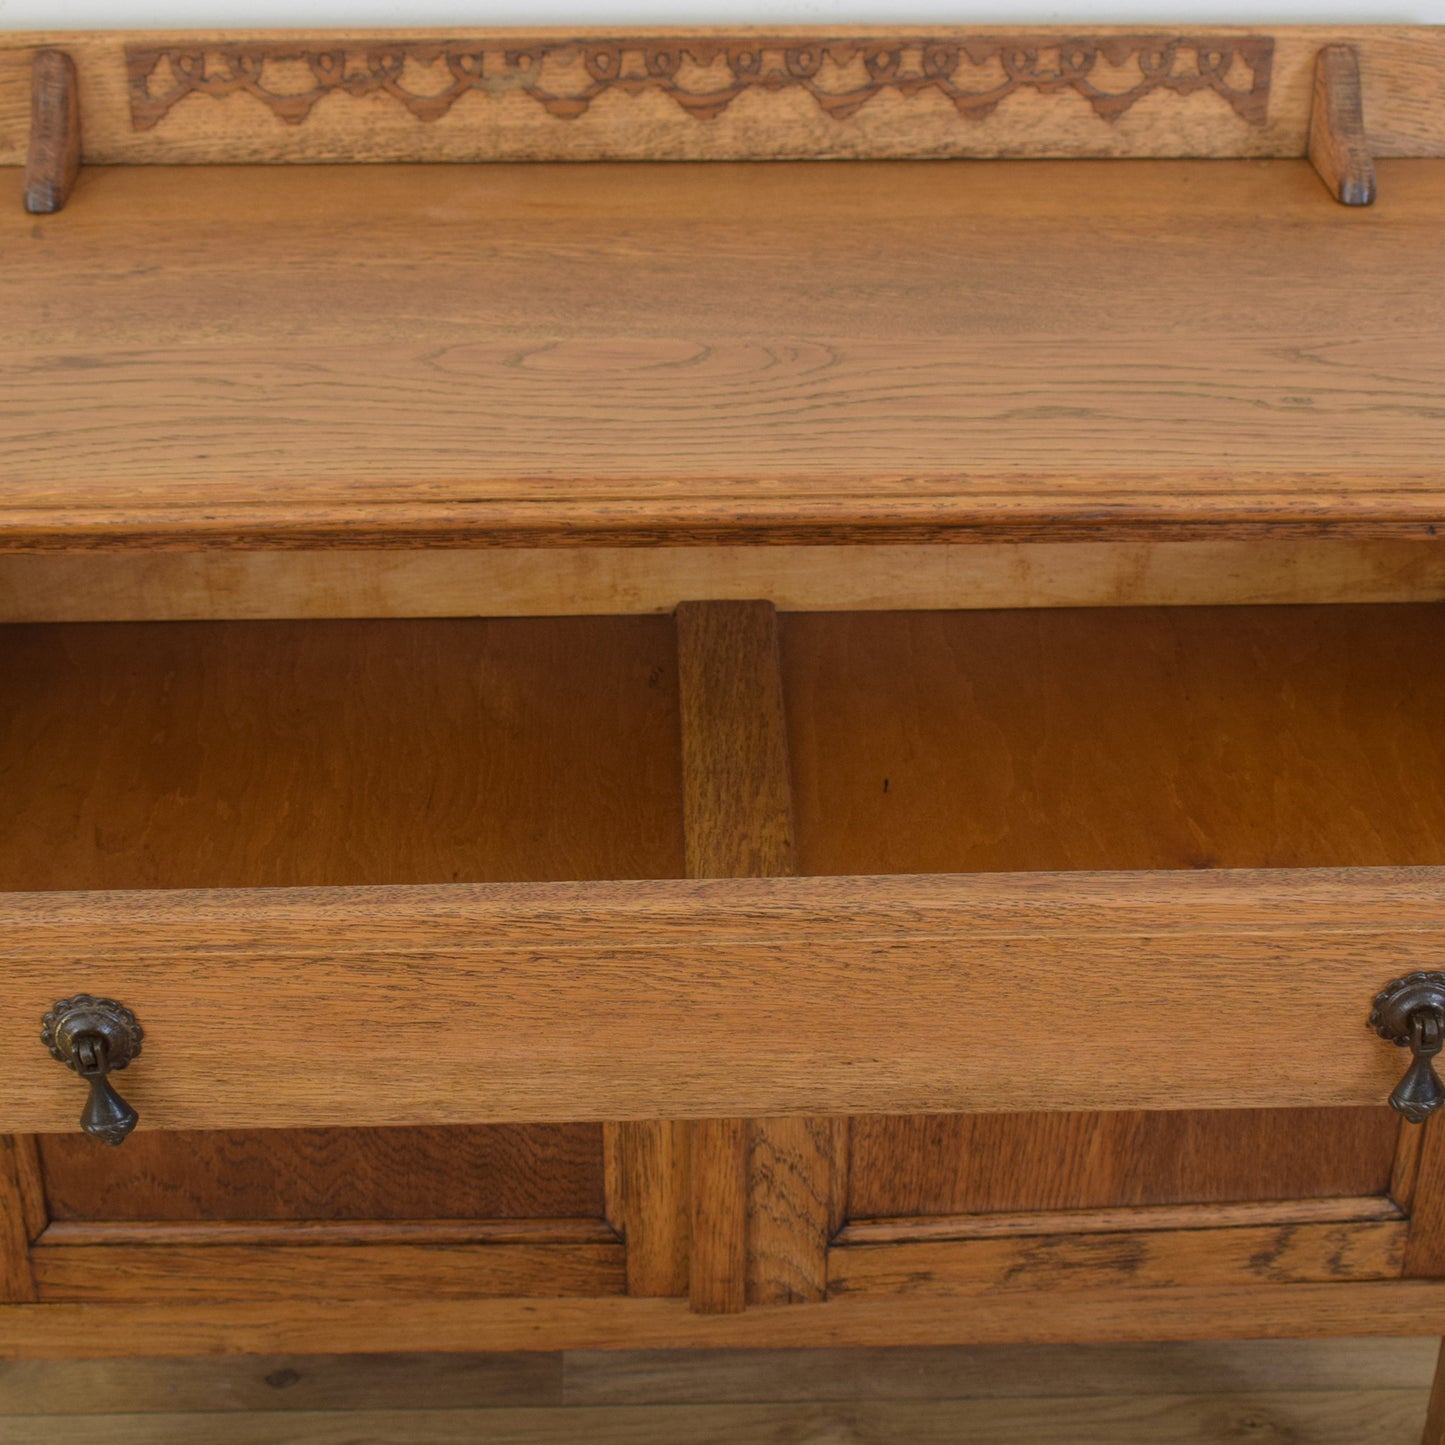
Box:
[4,22,1445,1437]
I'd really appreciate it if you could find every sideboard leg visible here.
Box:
[1423,1339,1445,1444]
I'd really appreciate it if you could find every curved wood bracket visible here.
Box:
[1309,44,1376,206]
[24,50,81,214]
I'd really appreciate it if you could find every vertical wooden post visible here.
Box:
[603,1119,690,1297]
[24,50,81,215]
[675,599,840,1311]
[0,1136,46,1304]
[1400,1121,1445,1441]
[748,1115,848,1305]
[688,1117,750,1314]
[677,599,796,882]
[1308,44,1376,206]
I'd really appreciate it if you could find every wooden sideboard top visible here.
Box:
[2,152,1444,548]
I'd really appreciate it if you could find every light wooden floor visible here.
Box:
[0,1339,1438,1443]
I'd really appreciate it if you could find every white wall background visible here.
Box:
[1,2,1442,31]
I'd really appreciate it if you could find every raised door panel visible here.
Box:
[37,1124,605,1222]
[847,1110,1397,1219]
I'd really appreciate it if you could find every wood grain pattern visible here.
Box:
[37,1126,604,1222]
[846,1112,1398,1217]
[829,1222,1407,1296]
[8,1281,1445,1355]
[22,49,79,214]
[603,1121,690,1298]
[0,1393,1429,1445]
[0,617,683,891]
[4,158,1445,548]
[1311,44,1377,205]
[0,868,1434,1130]
[0,1136,45,1304]
[837,1195,1403,1245]
[688,1120,747,1315]
[31,1242,626,1303]
[5,542,1445,623]
[0,27,1442,165]
[747,1117,844,1307]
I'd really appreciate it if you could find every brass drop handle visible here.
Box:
[1370,974,1445,1124]
[40,995,143,1145]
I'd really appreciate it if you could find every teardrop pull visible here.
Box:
[40,995,144,1145]
[1370,973,1445,1125]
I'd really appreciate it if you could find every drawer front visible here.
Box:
[0,866,1428,1132]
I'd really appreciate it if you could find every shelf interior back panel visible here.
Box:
[0,615,684,892]
[783,603,1445,876]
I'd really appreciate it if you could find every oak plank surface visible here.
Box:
[562,1337,1442,1405]
[0,1393,1431,1445]
[0,868,1433,1130]
[0,1339,1434,1413]
[0,1351,565,1413]
[2,159,1445,546]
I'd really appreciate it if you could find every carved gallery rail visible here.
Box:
[122,35,1276,129]
[3,25,1443,196]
